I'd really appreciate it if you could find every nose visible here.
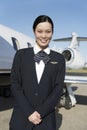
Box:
[41,32,46,38]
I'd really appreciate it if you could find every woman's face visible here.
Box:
[34,22,53,49]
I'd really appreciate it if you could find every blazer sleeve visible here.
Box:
[36,56,65,118]
[11,50,34,118]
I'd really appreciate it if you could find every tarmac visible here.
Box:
[0,83,87,130]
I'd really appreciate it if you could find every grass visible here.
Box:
[66,68,87,74]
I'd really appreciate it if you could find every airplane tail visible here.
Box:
[53,32,87,48]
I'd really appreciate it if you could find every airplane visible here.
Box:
[0,24,35,74]
[0,24,35,96]
[53,32,87,109]
[0,24,87,109]
[53,32,87,70]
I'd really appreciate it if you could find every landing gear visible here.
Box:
[58,84,72,109]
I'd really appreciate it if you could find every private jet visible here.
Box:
[53,32,87,69]
[0,24,35,75]
[0,24,35,96]
[53,32,87,108]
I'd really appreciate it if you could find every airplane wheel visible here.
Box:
[59,84,72,109]
[65,96,72,109]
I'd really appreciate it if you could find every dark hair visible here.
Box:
[33,15,54,33]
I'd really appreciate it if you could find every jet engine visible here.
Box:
[61,48,85,69]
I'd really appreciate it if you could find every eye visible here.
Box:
[37,30,42,33]
[46,30,51,33]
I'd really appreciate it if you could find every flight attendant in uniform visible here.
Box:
[9,15,65,130]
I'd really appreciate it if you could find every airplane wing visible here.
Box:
[53,37,87,42]
[77,37,87,41]
[65,75,87,84]
[64,74,87,107]
[53,37,72,42]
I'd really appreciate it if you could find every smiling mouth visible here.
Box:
[40,39,48,43]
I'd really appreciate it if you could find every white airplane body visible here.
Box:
[0,36,15,72]
[0,25,87,108]
[53,32,87,108]
[0,24,35,73]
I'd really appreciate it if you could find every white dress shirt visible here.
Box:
[33,44,50,83]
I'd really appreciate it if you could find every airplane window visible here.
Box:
[11,37,20,51]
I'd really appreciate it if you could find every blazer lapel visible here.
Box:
[28,48,39,86]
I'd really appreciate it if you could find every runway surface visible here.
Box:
[0,83,87,130]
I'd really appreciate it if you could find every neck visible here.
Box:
[36,43,49,50]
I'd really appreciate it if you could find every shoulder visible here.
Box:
[50,49,65,61]
[13,47,33,61]
[15,47,33,56]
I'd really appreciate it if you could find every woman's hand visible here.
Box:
[28,111,42,125]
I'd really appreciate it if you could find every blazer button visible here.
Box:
[35,93,38,96]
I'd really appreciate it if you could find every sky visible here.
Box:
[0,0,87,59]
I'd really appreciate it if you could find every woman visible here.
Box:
[9,15,65,130]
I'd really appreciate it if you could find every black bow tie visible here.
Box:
[34,50,50,64]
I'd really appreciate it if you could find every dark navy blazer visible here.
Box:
[9,47,65,130]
